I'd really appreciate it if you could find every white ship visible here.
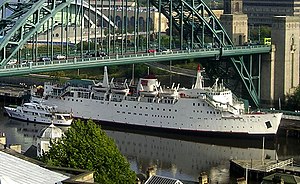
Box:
[4,102,73,126]
[34,65,282,137]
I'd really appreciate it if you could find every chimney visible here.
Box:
[146,167,156,179]
[0,133,6,147]
[199,172,209,184]
[9,144,22,153]
[136,177,141,184]
[236,177,246,184]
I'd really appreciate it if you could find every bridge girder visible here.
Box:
[149,0,260,107]
[0,0,74,66]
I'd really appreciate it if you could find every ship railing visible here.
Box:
[203,94,238,114]
[57,86,73,97]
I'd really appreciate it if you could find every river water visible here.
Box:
[0,106,299,183]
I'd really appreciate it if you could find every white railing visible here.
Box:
[265,158,293,172]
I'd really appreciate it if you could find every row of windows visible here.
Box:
[116,111,175,119]
[114,103,178,112]
[192,110,221,115]
[193,102,206,106]
[64,96,177,108]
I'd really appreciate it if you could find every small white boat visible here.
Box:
[4,102,73,126]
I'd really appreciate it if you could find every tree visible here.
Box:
[285,86,300,110]
[40,119,136,184]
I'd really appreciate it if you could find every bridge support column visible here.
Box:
[261,45,276,107]
[272,16,300,106]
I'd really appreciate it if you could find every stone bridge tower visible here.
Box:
[273,16,299,104]
[220,0,248,45]
[261,16,300,107]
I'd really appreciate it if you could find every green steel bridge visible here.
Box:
[0,0,272,107]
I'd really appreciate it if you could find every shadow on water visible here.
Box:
[96,121,277,150]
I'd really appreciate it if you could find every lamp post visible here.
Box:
[116,46,118,60]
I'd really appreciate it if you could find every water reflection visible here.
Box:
[0,119,278,183]
[106,130,276,182]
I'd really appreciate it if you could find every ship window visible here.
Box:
[117,111,120,113]
[128,112,131,114]
[134,113,137,115]
[139,113,142,115]
[203,103,205,106]
[163,109,165,111]
[140,107,142,109]
[169,109,171,111]
[198,103,200,106]
[175,110,177,112]
[145,114,148,116]
[157,108,159,110]
[115,104,117,106]
[146,107,148,109]
[193,103,195,106]
[151,108,153,110]
[120,105,122,107]
[134,106,136,108]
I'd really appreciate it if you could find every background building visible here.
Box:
[243,0,300,25]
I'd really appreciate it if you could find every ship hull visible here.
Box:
[90,118,278,139]
[4,106,72,126]
[39,96,282,137]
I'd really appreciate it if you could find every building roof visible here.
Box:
[39,124,64,139]
[262,173,300,184]
[145,175,183,184]
[0,150,69,184]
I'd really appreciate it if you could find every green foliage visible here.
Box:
[285,86,300,110]
[249,26,271,43]
[40,119,136,183]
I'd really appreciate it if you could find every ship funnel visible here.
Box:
[103,66,109,87]
[194,64,203,89]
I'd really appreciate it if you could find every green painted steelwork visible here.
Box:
[0,45,271,77]
[0,0,272,107]
[0,0,73,66]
